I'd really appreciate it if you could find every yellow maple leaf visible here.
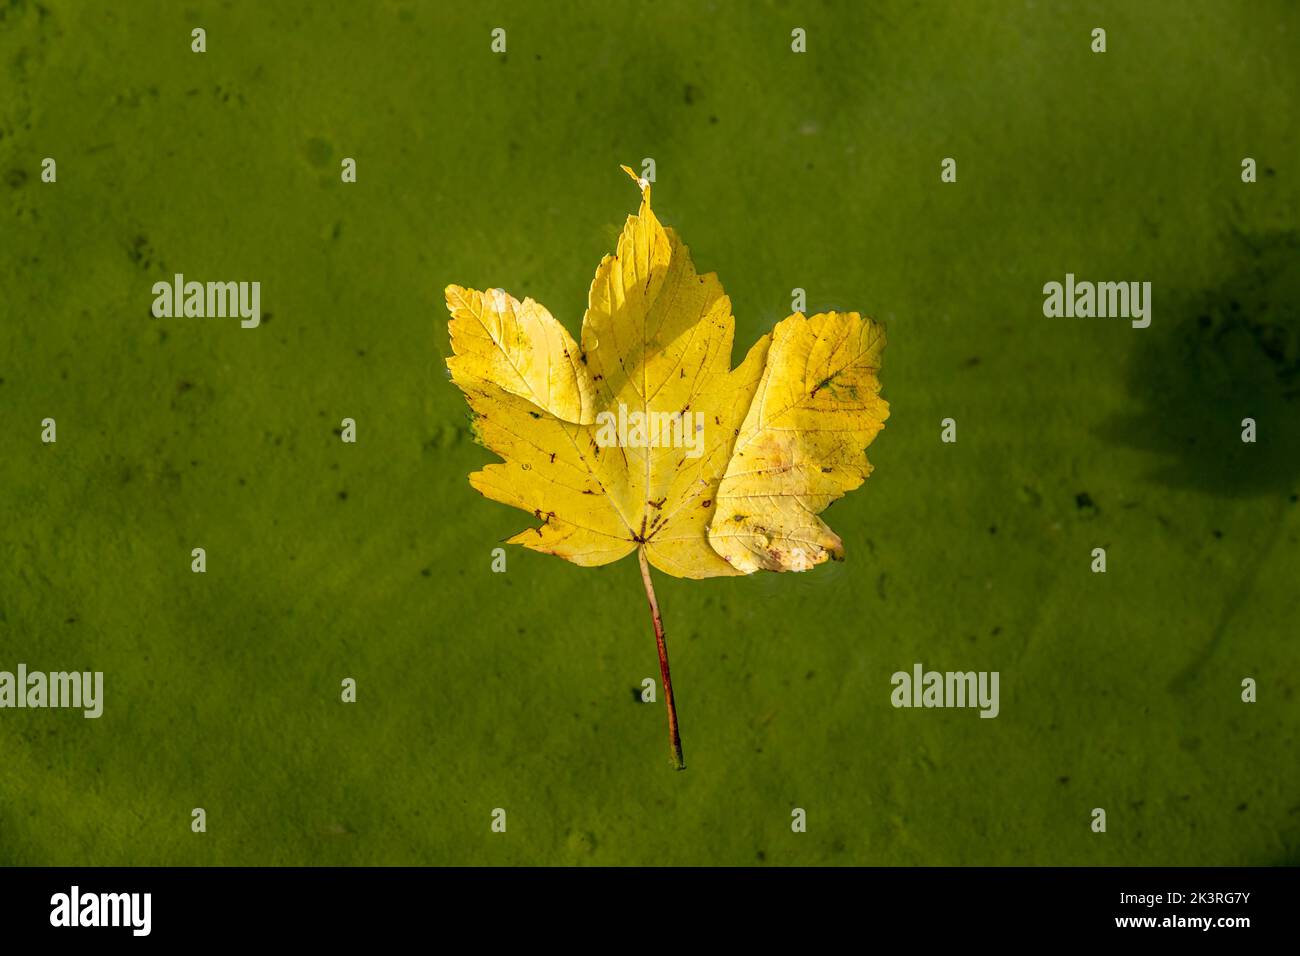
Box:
[445,167,888,768]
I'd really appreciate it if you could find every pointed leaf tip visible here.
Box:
[620,164,651,201]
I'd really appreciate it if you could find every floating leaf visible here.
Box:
[444,167,889,767]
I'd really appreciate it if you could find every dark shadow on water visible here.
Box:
[1095,230,1300,692]
[1096,230,1300,499]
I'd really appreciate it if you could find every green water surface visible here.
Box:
[1,0,1297,865]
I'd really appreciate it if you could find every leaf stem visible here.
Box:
[637,547,685,770]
